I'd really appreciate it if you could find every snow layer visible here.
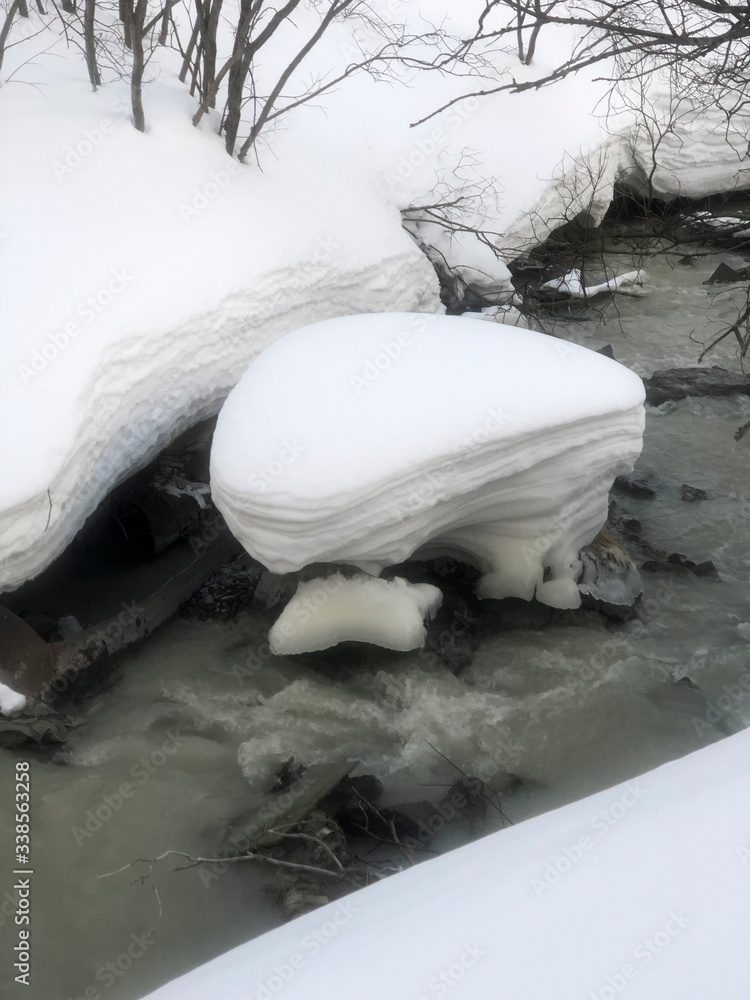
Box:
[268,574,442,654]
[0,682,26,716]
[2,2,746,593]
[140,728,750,1000]
[210,314,645,608]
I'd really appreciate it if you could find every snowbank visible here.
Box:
[2,1,745,593]
[140,728,750,1000]
[210,313,645,611]
[268,574,442,654]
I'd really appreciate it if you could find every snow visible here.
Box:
[541,269,648,300]
[0,3,633,593]
[139,728,750,1000]
[268,574,443,654]
[210,313,645,610]
[1,2,747,594]
[0,682,27,716]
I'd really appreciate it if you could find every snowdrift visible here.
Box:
[210,313,645,625]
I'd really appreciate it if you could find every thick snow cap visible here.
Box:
[210,313,645,609]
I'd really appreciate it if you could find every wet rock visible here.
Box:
[0,703,78,749]
[597,344,616,360]
[219,760,359,856]
[703,262,748,284]
[644,366,750,407]
[578,529,642,620]
[613,475,656,499]
[183,559,264,621]
[681,484,708,503]
[642,553,720,580]
[318,774,384,818]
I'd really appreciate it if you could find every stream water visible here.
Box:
[1,242,749,1000]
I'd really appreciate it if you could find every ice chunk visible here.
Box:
[269,574,442,654]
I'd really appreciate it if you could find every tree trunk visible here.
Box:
[0,0,20,75]
[127,0,147,131]
[84,0,101,88]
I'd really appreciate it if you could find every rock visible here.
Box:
[597,344,616,360]
[642,553,720,580]
[613,475,656,499]
[703,262,748,284]
[219,760,359,857]
[681,484,708,503]
[0,703,78,749]
[693,560,720,580]
[578,529,642,618]
[56,615,83,638]
[643,366,750,407]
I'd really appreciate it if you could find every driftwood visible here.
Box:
[0,532,242,702]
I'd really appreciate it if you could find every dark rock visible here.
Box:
[597,344,616,360]
[319,774,384,818]
[613,475,656,499]
[681,484,708,502]
[644,366,750,407]
[674,676,700,690]
[622,518,643,535]
[641,554,719,580]
[703,262,748,284]
[694,560,720,580]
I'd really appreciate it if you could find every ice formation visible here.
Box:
[210,313,645,616]
[0,682,27,716]
[268,574,442,654]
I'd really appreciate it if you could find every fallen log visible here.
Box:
[0,532,242,702]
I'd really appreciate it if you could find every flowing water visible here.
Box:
[1,244,749,1000]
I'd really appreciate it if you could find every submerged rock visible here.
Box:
[681,483,709,503]
[644,366,750,406]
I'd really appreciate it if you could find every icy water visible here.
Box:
[1,247,750,1000]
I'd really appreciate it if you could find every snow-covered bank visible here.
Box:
[210,314,645,620]
[0,2,620,592]
[3,0,750,595]
[141,729,750,1000]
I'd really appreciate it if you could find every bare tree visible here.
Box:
[415,1,750,126]
[0,0,21,75]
